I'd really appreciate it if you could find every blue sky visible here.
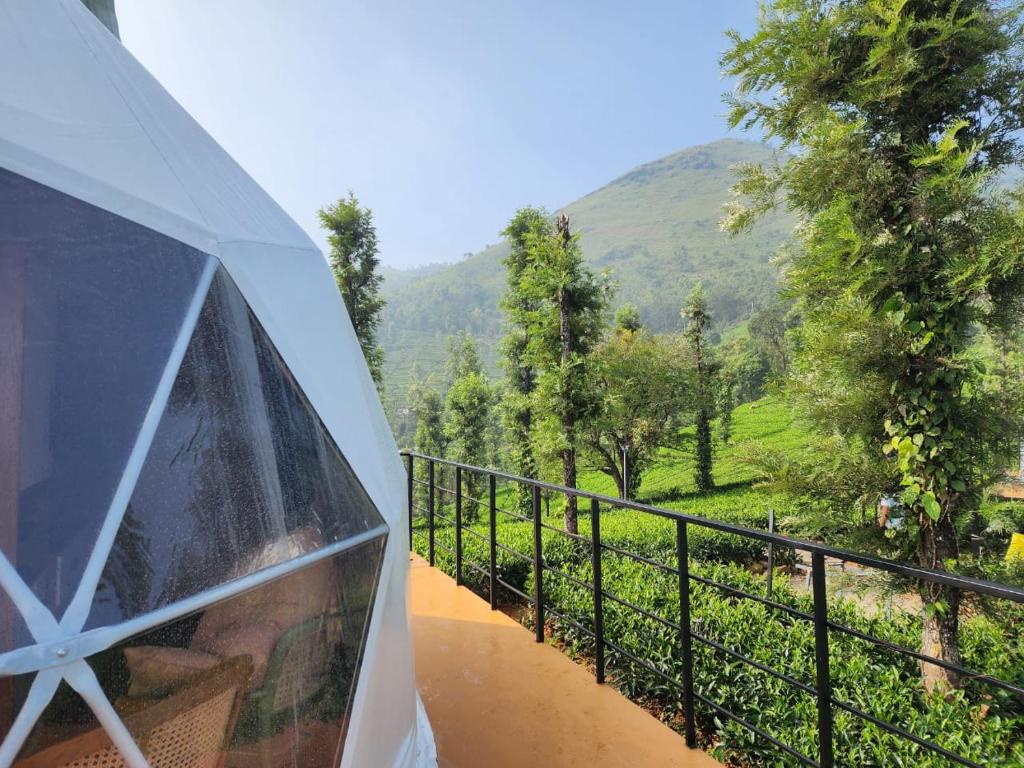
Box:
[117,1,762,269]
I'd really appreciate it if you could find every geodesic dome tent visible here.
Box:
[0,1,434,766]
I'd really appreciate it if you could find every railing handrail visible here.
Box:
[404,451,1024,768]
[401,450,1024,604]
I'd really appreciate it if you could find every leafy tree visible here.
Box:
[410,382,446,457]
[585,314,689,499]
[749,299,798,379]
[499,207,547,515]
[444,333,493,519]
[723,0,1024,688]
[683,283,720,492]
[520,213,611,533]
[720,337,773,403]
[408,379,446,510]
[445,331,483,383]
[717,370,737,445]
[319,192,385,388]
[613,303,643,334]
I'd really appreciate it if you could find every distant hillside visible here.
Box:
[380,138,795,428]
[380,263,448,291]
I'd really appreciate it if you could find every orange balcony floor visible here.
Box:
[409,555,722,768]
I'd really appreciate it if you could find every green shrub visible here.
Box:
[413,473,1024,766]
[540,557,1024,767]
[413,517,533,597]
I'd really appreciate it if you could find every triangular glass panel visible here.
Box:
[13,680,102,766]
[0,167,211,624]
[88,267,387,629]
[0,589,33,656]
[79,539,384,768]
[0,671,36,750]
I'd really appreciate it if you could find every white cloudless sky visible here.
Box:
[116,0,761,269]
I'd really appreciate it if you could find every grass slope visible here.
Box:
[578,397,800,500]
[411,395,1024,767]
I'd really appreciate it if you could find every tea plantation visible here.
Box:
[410,398,1024,766]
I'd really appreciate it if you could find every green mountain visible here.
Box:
[380,138,794,425]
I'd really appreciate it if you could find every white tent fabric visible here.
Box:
[0,1,434,766]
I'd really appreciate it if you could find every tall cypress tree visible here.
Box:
[499,207,547,515]
[682,283,719,493]
[519,213,610,534]
[319,192,385,388]
[444,334,492,518]
[408,380,446,510]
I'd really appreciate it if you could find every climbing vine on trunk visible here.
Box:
[723,0,1024,689]
[510,210,609,534]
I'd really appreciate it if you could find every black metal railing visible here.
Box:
[402,451,1024,768]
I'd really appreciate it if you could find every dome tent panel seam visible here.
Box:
[0,526,389,677]
[57,0,316,253]
[0,555,58,645]
[57,0,214,240]
[62,660,149,768]
[0,135,220,259]
[0,669,60,766]
[0,257,216,768]
[58,258,218,635]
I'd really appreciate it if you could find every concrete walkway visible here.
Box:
[409,555,722,768]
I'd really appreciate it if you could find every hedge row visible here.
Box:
[539,557,1024,766]
[413,509,1024,767]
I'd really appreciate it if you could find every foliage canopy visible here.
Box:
[723,0,1024,685]
[319,192,386,387]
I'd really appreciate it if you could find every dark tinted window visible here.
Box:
[14,541,384,768]
[0,168,209,623]
[88,268,386,628]
[0,591,32,655]
[0,671,35,750]
[13,682,99,766]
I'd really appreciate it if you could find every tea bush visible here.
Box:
[414,507,1024,766]
[539,556,1024,767]
[419,500,787,573]
[408,394,1024,765]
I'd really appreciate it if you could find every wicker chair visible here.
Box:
[236,613,345,740]
[14,655,253,768]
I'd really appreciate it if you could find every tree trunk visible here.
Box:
[562,447,578,534]
[557,277,578,533]
[512,406,535,516]
[694,407,714,493]
[917,515,961,692]
[691,318,714,493]
[593,441,624,500]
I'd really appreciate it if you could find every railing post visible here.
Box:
[427,460,436,567]
[406,453,414,551]
[591,499,605,684]
[676,520,696,748]
[488,473,497,610]
[455,465,463,586]
[532,484,544,643]
[766,508,775,598]
[811,552,834,768]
